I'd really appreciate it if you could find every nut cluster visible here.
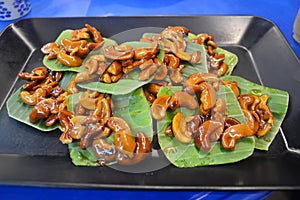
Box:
[41,24,104,67]
[16,24,277,167]
[154,72,274,151]
[65,91,151,165]
[18,66,67,127]
[195,33,228,76]
[74,42,161,84]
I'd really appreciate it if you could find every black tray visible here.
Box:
[0,16,300,190]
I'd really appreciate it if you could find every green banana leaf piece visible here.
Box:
[112,87,153,141]
[66,92,103,166]
[78,69,157,95]
[67,87,153,166]
[6,72,75,131]
[6,87,59,131]
[43,29,117,72]
[68,142,102,166]
[157,85,255,168]
[181,42,208,76]
[221,75,289,150]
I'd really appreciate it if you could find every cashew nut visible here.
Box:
[221,124,255,150]
[172,112,192,144]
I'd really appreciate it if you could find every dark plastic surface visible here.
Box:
[0,16,300,189]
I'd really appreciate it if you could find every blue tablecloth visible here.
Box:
[0,0,299,199]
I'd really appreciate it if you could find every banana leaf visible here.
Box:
[112,87,153,141]
[6,72,75,131]
[221,75,289,150]
[67,87,153,166]
[78,41,164,95]
[157,85,254,167]
[68,142,102,166]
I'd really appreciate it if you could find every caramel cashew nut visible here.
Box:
[74,103,86,115]
[161,29,186,51]
[143,88,156,103]
[66,80,79,94]
[164,53,180,70]
[22,80,39,91]
[211,98,226,122]
[153,58,168,81]
[185,114,203,134]
[86,40,105,51]
[104,45,134,61]
[172,112,193,144]
[138,63,158,81]
[116,132,151,165]
[256,94,274,137]
[196,33,215,45]
[57,50,82,67]
[196,33,216,56]
[169,67,184,84]
[69,116,86,140]
[85,24,103,43]
[134,42,159,60]
[29,98,59,123]
[107,61,122,75]
[111,73,124,83]
[166,26,190,35]
[50,85,64,98]
[92,138,116,165]
[238,94,255,110]
[18,66,48,81]
[94,98,111,124]
[173,91,198,110]
[165,125,174,137]
[199,82,217,115]
[170,43,191,61]
[78,91,103,110]
[151,95,172,120]
[184,73,218,93]
[107,117,131,133]
[71,28,90,41]
[238,94,263,133]
[100,72,111,83]
[222,80,240,97]
[58,109,74,144]
[74,71,97,83]
[210,53,225,69]
[221,124,255,150]
[41,42,60,59]
[45,114,59,127]
[194,120,224,152]
[242,109,260,133]
[190,51,202,64]
[224,117,240,130]
[146,83,162,95]
[20,88,47,105]
[50,70,63,82]
[114,130,137,158]
[217,62,228,76]
[61,39,90,57]
[80,123,106,150]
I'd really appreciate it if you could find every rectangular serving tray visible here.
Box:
[0,16,300,190]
